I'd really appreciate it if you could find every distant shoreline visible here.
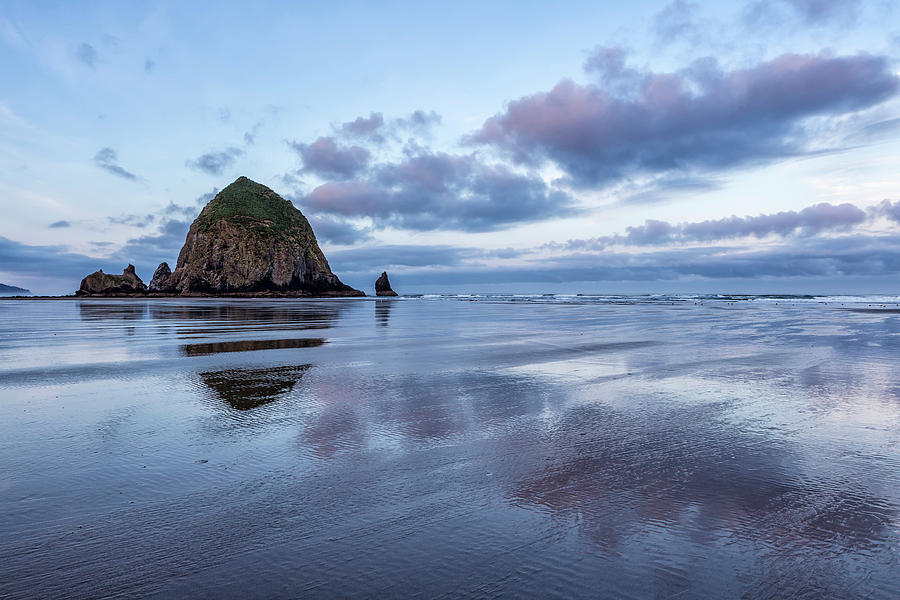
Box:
[0,295,381,300]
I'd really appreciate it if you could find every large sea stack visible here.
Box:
[163,177,362,296]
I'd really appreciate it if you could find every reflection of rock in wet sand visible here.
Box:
[150,302,348,327]
[199,365,311,410]
[78,302,148,321]
[149,302,350,336]
[181,337,325,356]
[375,299,392,327]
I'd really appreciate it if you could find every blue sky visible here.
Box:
[1,0,899,294]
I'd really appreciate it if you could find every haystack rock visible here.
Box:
[77,265,147,296]
[375,271,398,296]
[148,262,173,293]
[167,176,362,296]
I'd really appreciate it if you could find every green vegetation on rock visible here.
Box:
[193,176,313,239]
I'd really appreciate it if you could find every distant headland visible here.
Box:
[73,177,391,298]
[0,283,31,296]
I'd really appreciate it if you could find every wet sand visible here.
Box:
[1,296,899,598]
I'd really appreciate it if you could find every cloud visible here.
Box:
[874,199,900,223]
[289,136,371,180]
[102,201,200,267]
[583,46,645,95]
[0,20,26,49]
[94,147,138,181]
[302,148,577,232]
[469,52,899,188]
[314,229,900,286]
[615,174,722,204]
[48,220,70,229]
[654,0,700,44]
[328,244,477,274]
[788,0,861,24]
[101,34,120,48]
[744,0,862,28]
[75,42,97,68]
[307,215,372,245]
[185,147,244,175]
[396,110,442,133]
[547,235,900,281]
[0,236,108,281]
[163,202,199,218]
[243,122,263,145]
[339,112,385,142]
[115,217,191,267]
[844,116,900,143]
[195,188,219,205]
[108,214,155,228]
[335,110,443,144]
[0,232,187,294]
[105,195,199,251]
[632,202,867,244]
[453,238,900,284]
[277,171,305,189]
[548,202,870,251]
[188,114,259,174]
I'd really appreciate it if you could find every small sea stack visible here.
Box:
[148,262,174,293]
[375,271,398,296]
[77,265,147,296]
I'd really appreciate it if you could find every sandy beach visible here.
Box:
[1,295,898,598]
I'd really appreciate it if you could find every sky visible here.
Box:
[1,0,899,295]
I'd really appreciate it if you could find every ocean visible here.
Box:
[1,295,899,598]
